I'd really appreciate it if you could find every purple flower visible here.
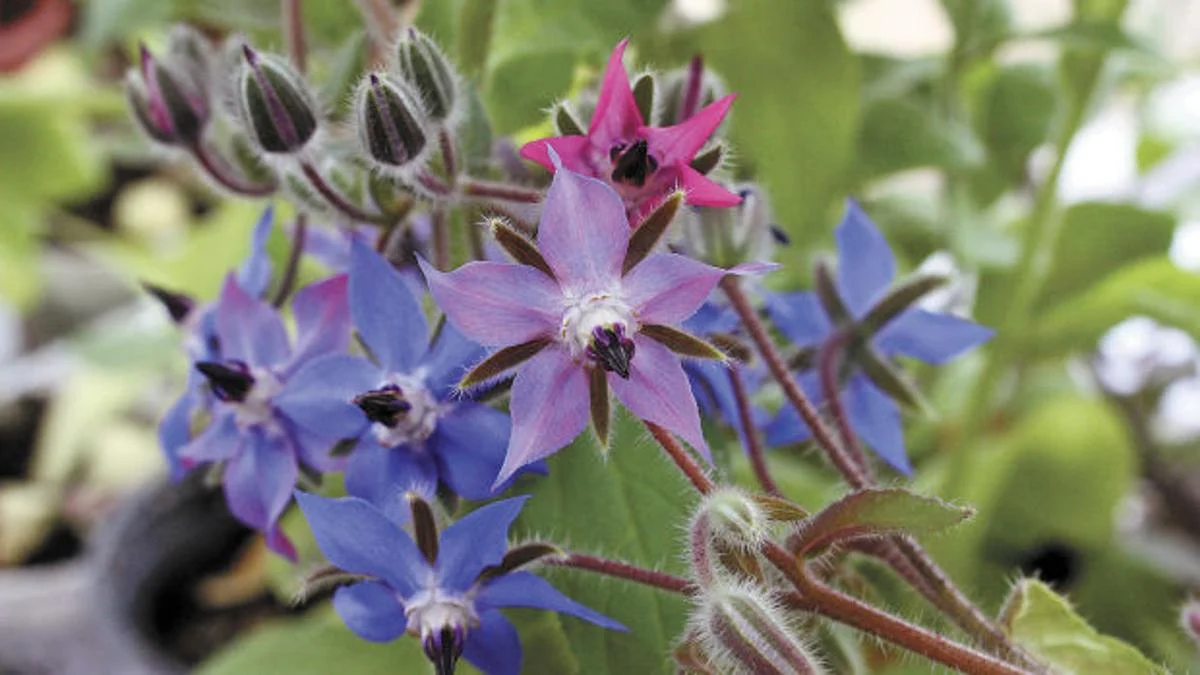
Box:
[421,156,748,486]
[276,240,534,512]
[177,273,350,558]
[681,302,768,451]
[764,201,993,474]
[156,206,275,478]
[296,493,623,675]
[520,39,740,221]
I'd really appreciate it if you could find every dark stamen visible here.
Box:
[196,361,255,402]
[424,625,465,675]
[586,324,636,379]
[352,385,411,427]
[609,139,657,187]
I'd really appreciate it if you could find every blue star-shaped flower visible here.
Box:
[763,201,993,474]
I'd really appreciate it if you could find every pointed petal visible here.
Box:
[588,38,643,142]
[223,429,297,545]
[644,93,735,164]
[519,136,592,173]
[286,420,347,474]
[274,354,378,439]
[762,372,821,446]
[681,301,740,336]
[462,610,522,675]
[215,276,290,367]
[610,335,709,460]
[429,402,512,500]
[418,258,561,347]
[495,348,589,486]
[845,374,911,474]
[763,292,832,347]
[236,206,274,297]
[836,200,896,315]
[677,164,742,207]
[158,389,198,479]
[875,309,994,364]
[422,320,486,399]
[179,411,240,465]
[685,360,752,447]
[436,496,529,591]
[294,492,427,596]
[332,581,408,643]
[479,571,626,630]
[345,440,438,523]
[537,167,629,291]
[622,253,725,326]
[350,240,428,373]
[286,275,351,374]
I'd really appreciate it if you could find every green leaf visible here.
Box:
[511,406,694,675]
[792,488,973,556]
[0,201,42,308]
[941,0,1013,58]
[857,95,985,181]
[972,63,1057,182]
[0,94,106,204]
[1001,579,1167,674]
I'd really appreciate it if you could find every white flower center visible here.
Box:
[559,292,637,360]
[405,588,478,640]
[232,368,282,428]
[372,373,440,447]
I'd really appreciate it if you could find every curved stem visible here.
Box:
[282,0,307,73]
[439,130,458,187]
[553,552,693,596]
[816,330,876,482]
[727,365,780,496]
[189,142,277,197]
[460,178,544,204]
[417,170,452,197]
[272,214,307,307]
[299,161,387,224]
[645,421,715,495]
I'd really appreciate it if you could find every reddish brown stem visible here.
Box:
[727,365,781,496]
[272,214,306,307]
[439,130,458,186]
[553,553,693,596]
[461,178,543,204]
[299,161,386,223]
[189,143,277,196]
[816,330,877,482]
[282,0,307,73]
[645,421,715,495]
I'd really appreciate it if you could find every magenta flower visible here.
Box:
[519,39,740,221]
[421,156,761,487]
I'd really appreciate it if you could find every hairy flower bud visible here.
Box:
[236,45,319,155]
[395,27,459,124]
[165,24,217,94]
[355,73,430,172]
[696,488,772,553]
[126,44,209,147]
[696,584,826,675]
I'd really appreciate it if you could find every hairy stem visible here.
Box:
[439,130,458,187]
[189,142,277,196]
[645,421,715,495]
[816,330,875,481]
[727,365,781,496]
[460,178,544,204]
[553,552,693,596]
[299,161,387,223]
[272,214,307,307]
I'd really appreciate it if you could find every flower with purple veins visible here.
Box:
[274,240,538,513]
[520,39,740,222]
[177,272,351,559]
[296,492,624,675]
[421,153,765,487]
[763,200,993,474]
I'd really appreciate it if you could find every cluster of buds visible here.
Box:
[125,25,217,149]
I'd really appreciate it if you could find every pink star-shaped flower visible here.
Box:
[520,39,741,223]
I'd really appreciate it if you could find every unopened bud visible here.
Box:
[696,488,771,552]
[395,27,459,124]
[356,73,429,171]
[126,44,209,146]
[698,584,825,675]
[236,45,319,155]
[166,24,217,93]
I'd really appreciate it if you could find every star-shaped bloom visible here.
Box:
[296,493,623,675]
[519,39,740,221]
[764,201,993,474]
[276,240,538,513]
[421,156,761,486]
[177,273,350,558]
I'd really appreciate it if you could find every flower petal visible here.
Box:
[294,492,427,596]
[345,439,438,523]
[422,320,485,400]
[762,372,821,447]
[462,610,522,675]
[350,240,429,373]
[179,411,240,464]
[875,309,994,364]
[643,93,735,165]
[845,374,911,474]
[429,402,511,500]
[215,275,290,367]
[223,429,297,549]
[537,167,629,291]
[676,164,742,207]
[436,496,529,591]
[836,200,896,315]
[285,274,350,375]
[274,354,378,439]
[763,292,832,347]
[623,253,725,326]
[419,257,561,347]
[518,135,592,173]
[684,360,762,450]
[588,38,643,143]
[610,335,709,460]
[235,205,274,297]
[158,388,199,480]
[495,348,589,486]
[477,571,626,631]
[332,581,408,643]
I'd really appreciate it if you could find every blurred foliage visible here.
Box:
[4,0,1200,673]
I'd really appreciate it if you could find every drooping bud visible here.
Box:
[165,24,217,94]
[609,139,658,187]
[126,44,210,147]
[236,44,319,155]
[698,584,826,675]
[394,27,459,124]
[696,487,772,552]
[355,73,430,171]
[142,282,194,324]
[353,385,412,427]
[586,324,636,379]
[196,361,255,402]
